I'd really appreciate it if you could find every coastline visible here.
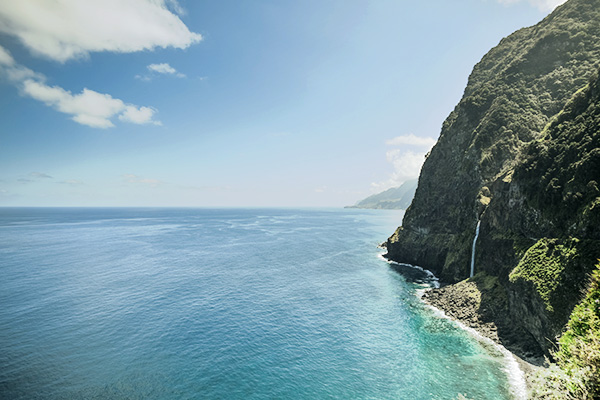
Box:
[380,253,536,400]
[421,281,547,399]
[422,300,529,400]
[421,285,544,400]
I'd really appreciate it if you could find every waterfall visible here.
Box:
[470,220,481,278]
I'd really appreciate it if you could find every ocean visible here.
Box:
[0,208,517,399]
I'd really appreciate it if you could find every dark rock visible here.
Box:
[385,0,600,357]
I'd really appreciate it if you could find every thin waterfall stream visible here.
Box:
[470,220,481,278]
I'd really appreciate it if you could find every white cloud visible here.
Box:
[496,0,567,12]
[385,134,437,148]
[0,45,15,66]
[0,46,41,81]
[0,0,202,62]
[139,62,186,80]
[0,0,202,128]
[3,63,39,82]
[148,63,176,74]
[21,79,159,128]
[134,74,152,82]
[371,133,437,192]
[0,45,160,128]
[119,105,161,125]
[371,150,428,192]
[22,81,124,128]
[165,0,186,16]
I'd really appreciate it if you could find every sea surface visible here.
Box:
[0,208,516,399]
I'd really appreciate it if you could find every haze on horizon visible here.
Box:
[0,0,566,207]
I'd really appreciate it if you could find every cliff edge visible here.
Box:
[384,0,600,359]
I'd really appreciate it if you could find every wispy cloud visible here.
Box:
[148,63,185,78]
[0,45,14,65]
[30,172,53,179]
[21,77,160,128]
[385,134,436,148]
[136,63,186,80]
[119,105,160,125]
[165,0,187,16]
[0,0,201,128]
[0,45,41,81]
[0,45,161,128]
[13,173,86,187]
[0,0,201,63]
[371,133,437,192]
[17,172,54,183]
[496,0,567,12]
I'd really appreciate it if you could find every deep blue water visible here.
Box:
[0,208,515,399]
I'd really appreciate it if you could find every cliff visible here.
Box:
[348,179,417,210]
[384,0,600,359]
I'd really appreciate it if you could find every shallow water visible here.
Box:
[0,208,514,399]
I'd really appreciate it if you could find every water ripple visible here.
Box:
[0,208,514,399]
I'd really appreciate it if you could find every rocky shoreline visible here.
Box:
[382,250,549,398]
[420,281,548,398]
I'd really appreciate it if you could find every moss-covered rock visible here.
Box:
[506,239,599,352]
[554,263,600,399]
[510,239,582,313]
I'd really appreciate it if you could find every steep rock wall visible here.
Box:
[385,0,600,354]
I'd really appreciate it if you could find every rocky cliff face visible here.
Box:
[385,0,600,355]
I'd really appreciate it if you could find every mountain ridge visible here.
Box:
[347,179,417,210]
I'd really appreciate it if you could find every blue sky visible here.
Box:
[0,0,566,207]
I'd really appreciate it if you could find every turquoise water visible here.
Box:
[0,208,514,399]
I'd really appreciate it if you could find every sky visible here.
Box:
[0,0,567,207]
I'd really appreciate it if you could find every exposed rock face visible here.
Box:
[422,278,543,359]
[385,0,600,355]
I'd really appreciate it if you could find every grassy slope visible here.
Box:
[529,263,600,400]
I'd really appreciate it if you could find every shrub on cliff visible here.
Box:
[554,262,600,399]
[514,69,600,239]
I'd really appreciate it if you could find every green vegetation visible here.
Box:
[529,362,578,399]
[387,0,600,360]
[470,272,508,321]
[509,238,579,313]
[529,263,600,400]
[396,0,600,263]
[514,69,600,237]
[554,262,600,399]
[508,236,599,344]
